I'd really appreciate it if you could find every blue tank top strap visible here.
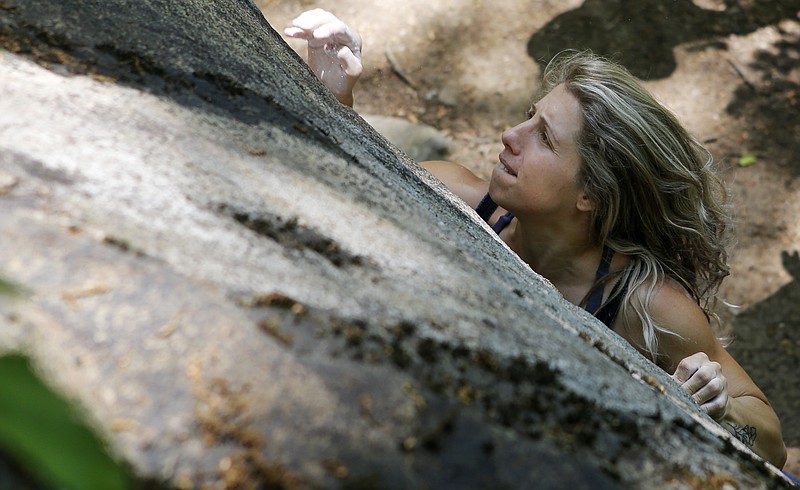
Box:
[585,245,615,315]
[492,212,514,233]
[475,193,499,221]
[587,245,629,328]
[474,193,515,233]
[594,279,628,328]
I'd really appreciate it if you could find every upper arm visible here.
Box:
[420,160,490,209]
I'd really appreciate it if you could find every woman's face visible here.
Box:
[489,84,591,221]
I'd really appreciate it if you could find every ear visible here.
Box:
[576,191,595,212]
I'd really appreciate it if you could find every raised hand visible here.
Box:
[285,9,363,106]
[672,351,730,420]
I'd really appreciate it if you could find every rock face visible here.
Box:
[0,0,793,488]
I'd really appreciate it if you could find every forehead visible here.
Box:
[536,84,583,143]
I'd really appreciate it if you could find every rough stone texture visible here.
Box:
[0,0,794,488]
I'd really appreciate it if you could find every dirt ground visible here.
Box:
[258,0,800,470]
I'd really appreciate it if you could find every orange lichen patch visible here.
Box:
[641,374,666,394]
[456,384,477,406]
[359,394,373,416]
[257,318,294,347]
[218,451,303,490]
[322,459,350,480]
[666,470,739,490]
[156,310,185,338]
[111,418,138,432]
[236,292,305,313]
[89,73,119,83]
[240,144,267,157]
[473,349,498,372]
[0,172,19,195]
[401,436,417,452]
[401,382,427,410]
[194,378,255,447]
[0,28,87,76]
[190,366,305,489]
[359,394,383,427]
[156,322,179,339]
[61,284,111,301]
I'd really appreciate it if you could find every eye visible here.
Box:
[539,129,550,146]
[538,128,553,149]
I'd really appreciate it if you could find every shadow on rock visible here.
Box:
[527,0,800,80]
[726,26,800,178]
[728,251,800,447]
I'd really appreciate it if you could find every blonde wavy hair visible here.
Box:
[539,51,733,362]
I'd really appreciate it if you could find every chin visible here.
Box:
[487,179,510,209]
[488,166,503,191]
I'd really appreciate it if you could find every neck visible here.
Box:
[506,214,601,288]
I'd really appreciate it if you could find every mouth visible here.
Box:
[498,159,517,177]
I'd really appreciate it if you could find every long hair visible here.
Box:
[539,51,733,362]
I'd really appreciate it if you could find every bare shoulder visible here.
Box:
[648,279,712,340]
[421,160,489,209]
[616,278,717,370]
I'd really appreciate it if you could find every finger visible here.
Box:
[292,9,339,32]
[690,375,725,405]
[671,352,708,384]
[335,27,362,53]
[672,358,700,385]
[312,20,358,46]
[680,363,720,396]
[283,27,309,39]
[700,391,729,420]
[337,46,362,77]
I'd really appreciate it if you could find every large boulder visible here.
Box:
[0,0,793,488]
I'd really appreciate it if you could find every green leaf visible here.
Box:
[0,277,21,297]
[738,154,757,167]
[0,354,132,490]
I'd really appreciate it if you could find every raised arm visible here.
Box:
[640,284,787,467]
[284,9,362,107]
[285,13,493,214]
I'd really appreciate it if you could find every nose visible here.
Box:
[501,121,524,155]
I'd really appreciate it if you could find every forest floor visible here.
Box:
[258,0,800,473]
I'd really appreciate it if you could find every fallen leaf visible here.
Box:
[738,154,757,167]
